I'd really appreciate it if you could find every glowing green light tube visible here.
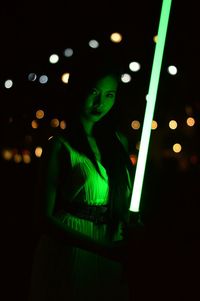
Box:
[129,0,172,212]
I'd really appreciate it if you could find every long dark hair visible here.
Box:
[60,52,134,235]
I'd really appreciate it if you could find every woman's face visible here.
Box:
[80,74,118,123]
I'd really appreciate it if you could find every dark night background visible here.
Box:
[1,1,200,300]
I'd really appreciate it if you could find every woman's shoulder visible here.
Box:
[43,133,71,157]
[46,131,71,146]
[44,134,62,150]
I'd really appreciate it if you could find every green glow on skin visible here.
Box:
[129,0,172,212]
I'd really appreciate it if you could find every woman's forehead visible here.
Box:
[94,75,118,88]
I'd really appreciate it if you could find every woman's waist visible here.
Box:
[64,204,109,225]
[55,204,124,241]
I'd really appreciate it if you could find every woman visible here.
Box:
[29,53,135,301]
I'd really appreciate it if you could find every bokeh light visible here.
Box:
[63,48,74,57]
[110,32,122,43]
[39,75,48,84]
[173,143,182,153]
[28,73,37,81]
[4,79,13,89]
[151,120,158,129]
[121,73,131,83]
[1,149,13,160]
[129,61,141,72]
[36,109,45,119]
[153,35,158,43]
[186,117,195,127]
[60,120,67,129]
[31,120,39,129]
[169,120,177,129]
[50,118,59,128]
[61,73,70,83]
[130,154,137,165]
[131,120,140,130]
[167,65,178,75]
[88,39,99,48]
[49,54,59,64]
[35,146,43,158]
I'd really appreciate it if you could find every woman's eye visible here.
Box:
[106,93,115,98]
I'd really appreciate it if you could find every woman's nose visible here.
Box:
[94,93,102,105]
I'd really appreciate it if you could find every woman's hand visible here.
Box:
[122,212,145,242]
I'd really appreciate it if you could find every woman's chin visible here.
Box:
[90,113,104,122]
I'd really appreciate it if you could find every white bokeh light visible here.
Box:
[28,73,37,81]
[129,61,141,72]
[121,73,131,83]
[4,79,13,89]
[88,39,99,48]
[63,48,73,57]
[49,54,59,64]
[39,75,48,84]
[167,65,178,75]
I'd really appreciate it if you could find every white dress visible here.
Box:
[29,136,130,301]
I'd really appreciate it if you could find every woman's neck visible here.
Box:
[80,117,94,137]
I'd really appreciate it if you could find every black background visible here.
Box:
[1,1,200,300]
